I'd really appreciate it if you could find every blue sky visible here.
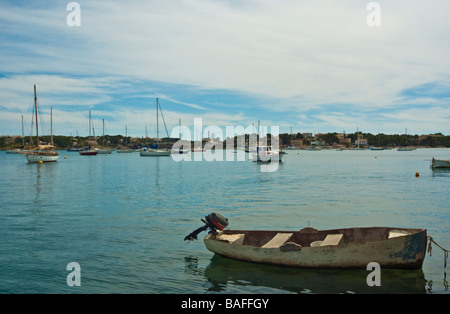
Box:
[1,0,449,139]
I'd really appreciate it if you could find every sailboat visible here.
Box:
[26,85,59,163]
[140,98,171,156]
[397,128,415,151]
[117,125,134,153]
[7,115,30,154]
[97,119,115,154]
[79,111,98,155]
[251,121,283,162]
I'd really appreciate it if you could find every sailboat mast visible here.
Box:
[22,115,24,146]
[51,107,53,145]
[34,84,39,146]
[156,98,159,147]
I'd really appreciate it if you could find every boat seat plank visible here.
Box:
[320,234,343,246]
[388,230,411,239]
[218,233,245,245]
[262,233,293,248]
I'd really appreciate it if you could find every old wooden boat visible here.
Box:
[185,212,427,269]
[203,227,427,269]
[185,213,427,269]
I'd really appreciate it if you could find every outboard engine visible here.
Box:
[184,212,229,241]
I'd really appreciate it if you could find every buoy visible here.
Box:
[38,160,43,164]
[415,172,419,177]
[64,156,68,159]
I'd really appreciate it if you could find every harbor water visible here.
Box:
[1,148,449,294]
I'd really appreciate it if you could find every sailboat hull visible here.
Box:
[79,151,98,156]
[26,153,59,163]
[140,149,171,156]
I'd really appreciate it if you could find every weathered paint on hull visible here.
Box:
[204,228,427,269]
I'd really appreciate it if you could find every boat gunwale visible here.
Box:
[211,226,426,248]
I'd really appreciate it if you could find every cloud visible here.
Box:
[0,0,449,136]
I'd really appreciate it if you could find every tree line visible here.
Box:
[1,132,449,150]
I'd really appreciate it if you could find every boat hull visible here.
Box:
[252,155,283,162]
[79,151,98,156]
[204,227,427,269]
[140,149,171,156]
[97,149,114,154]
[431,158,450,168]
[26,153,59,163]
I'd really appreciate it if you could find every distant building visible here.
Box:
[355,138,368,147]
[290,138,303,148]
[310,139,326,146]
[336,133,352,146]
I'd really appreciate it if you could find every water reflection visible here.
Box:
[33,164,42,207]
[256,161,283,173]
[426,270,449,293]
[31,163,56,213]
[203,255,426,294]
[431,168,450,177]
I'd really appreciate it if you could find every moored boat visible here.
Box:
[27,145,59,162]
[185,212,427,269]
[140,147,171,156]
[67,146,82,152]
[97,148,115,154]
[79,146,98,156]
[251,146,283,162]
[431,157,450,169]
[205,227,427,269]
[26,85,59,163]
[140,98,171,157]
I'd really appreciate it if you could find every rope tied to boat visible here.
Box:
[427,236,449,268]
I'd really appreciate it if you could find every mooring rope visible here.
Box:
[427,236,450,268]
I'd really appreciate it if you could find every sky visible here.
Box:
[0,0,449,140]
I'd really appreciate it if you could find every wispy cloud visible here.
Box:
[0,0,449,136]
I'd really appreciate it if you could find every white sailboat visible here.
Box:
[26,85,59,163]
[140,98,171,157]
[250,121,282,162]
[251,145,283,162]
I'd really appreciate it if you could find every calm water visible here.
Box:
[1,148,449,294]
